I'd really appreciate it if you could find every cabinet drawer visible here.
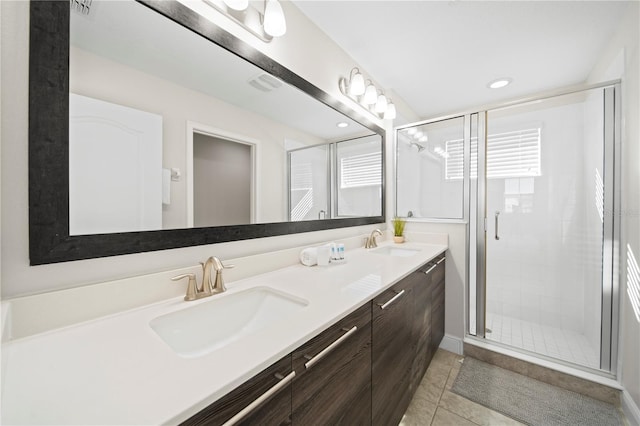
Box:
[181,355,293,426]
[292,302,372,425]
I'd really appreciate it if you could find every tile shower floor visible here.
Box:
[484,313,600,370]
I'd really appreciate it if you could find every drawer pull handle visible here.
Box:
[378,289,406,310]
[425,264,437,275]
[436,257,445,265]
[222,370,296,426]
[304,326,358,369]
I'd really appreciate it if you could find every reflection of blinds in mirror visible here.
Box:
[290,162,313,221]
[340,152,382,188]
[290,162,313,189]
[446,128,541,180]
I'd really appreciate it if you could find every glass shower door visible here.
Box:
[288,145,330,221]
[479,86,617,371]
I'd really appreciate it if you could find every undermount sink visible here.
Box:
[150,287,308,358]
[370,246,420,257]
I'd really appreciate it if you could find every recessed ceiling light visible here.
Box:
[488,78,512,89]
[337,122,349,128]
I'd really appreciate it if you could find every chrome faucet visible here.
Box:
[172,256,234,301]
[365,229,383,249]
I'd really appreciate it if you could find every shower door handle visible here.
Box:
[494,211,500,240]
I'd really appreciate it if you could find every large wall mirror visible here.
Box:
[29,0,385,265]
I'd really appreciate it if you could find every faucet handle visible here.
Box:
[171,273,198,301]
[210,256,234,271]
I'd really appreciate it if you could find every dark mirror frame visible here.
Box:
[29,0,385,265]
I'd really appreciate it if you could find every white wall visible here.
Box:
[587,1,640,416]
[0,0,387,299]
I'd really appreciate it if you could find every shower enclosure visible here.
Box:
[397,82,620,374]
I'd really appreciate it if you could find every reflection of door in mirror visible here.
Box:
[288,145,330,221]
[69,93,163,235]
[187,125,256,227]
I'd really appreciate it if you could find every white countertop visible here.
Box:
[1,241,446,425]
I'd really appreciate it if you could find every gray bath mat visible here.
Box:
[451,357,623,426]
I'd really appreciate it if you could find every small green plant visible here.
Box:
[392,217,406,237]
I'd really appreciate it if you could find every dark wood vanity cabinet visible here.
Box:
[291,302,372,425]
[371,277,415,426]
[371,254,446,426]
[430,256,446,356]
[182,254,445,426]
[181,355,293,426]
[410,255,446,392]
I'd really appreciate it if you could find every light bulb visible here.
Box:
[414,131,424,139]
[419,136,428,142]
[349,70,365,96]
[407,128,417,135]
[363,82,377,105]
[375,94,388,113]
[384,101,396,120]
[264,0,286,37]
[223,0,248,11]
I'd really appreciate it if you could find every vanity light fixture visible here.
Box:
[384,101,397,120]
[363,81,378,105]
[488,77,513,89]
[264,0,287,37]
[339,68,396,121]
[223,0,249,11]
[204,0,287,42]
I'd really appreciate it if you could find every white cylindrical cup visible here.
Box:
[317,246,330,266]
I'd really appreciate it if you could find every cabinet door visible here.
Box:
[372,279,414,426]
[181,356,293,426]
[430,256,446,353]
[410,265,432,392]
[292,303,372,426]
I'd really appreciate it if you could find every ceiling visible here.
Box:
[70,0,367,141]
[292,1,629,123]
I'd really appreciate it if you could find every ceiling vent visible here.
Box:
[70,0,92,15]
[248,73,283,92]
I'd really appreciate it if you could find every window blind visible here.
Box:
[446,128,541,180]
[340,151,382,188]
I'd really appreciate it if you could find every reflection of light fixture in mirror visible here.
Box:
[338,68,397,121]
[418,135,428,142]
[407,128,417,135]
[204,0,286,42]
[337,122,349,128]
[414,131,424,139]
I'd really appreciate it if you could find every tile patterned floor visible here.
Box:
[400,349,526,426]
[485,313,600,369]
[401,349,631,426]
